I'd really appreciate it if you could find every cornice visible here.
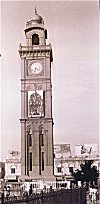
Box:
[20,77,51,81]
[18,44,53,61]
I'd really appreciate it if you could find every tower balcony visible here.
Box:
[19,44,53,61]
[19,44,52,52]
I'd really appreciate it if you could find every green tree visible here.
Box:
[72,160,99,188]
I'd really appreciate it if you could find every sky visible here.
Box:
[0,0,99,161]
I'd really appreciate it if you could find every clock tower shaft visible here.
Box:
[19,8,55,181]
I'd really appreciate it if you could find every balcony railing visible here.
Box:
[19,44,52,52]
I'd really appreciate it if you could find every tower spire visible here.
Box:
[34,6,37,14]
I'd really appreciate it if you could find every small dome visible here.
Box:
[26,8,44,29]
[32,7,44,24]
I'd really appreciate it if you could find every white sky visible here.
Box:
[0,1,99,161]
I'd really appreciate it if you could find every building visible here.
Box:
[54,144,100,182]
[0,162,5,179]
[4,151,21,182]
[75,144,98,157]
[19,8,55,181]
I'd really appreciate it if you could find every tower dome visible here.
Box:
[25,7,47,46]
[32,7,44,24]
[26,7,44,30]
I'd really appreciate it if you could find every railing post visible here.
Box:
[86,191,90,204]
[26,191,28,204]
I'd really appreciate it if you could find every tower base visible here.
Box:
[19,174,56,182]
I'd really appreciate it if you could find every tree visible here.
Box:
[72,160,99,188]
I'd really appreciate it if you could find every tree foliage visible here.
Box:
[72,160,99,186]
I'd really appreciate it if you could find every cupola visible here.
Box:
[25,8,47,46]
[26,7,44,31]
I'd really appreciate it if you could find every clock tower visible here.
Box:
[19,8,55,181]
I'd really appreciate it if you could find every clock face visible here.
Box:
[29,62,43,75]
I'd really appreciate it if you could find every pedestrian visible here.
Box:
[1,192,4,203]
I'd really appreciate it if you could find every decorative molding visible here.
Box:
[41,146,44,152]
[19,50,51,58]
[26,124,31,132]
[26,83,43,91]
[34,84,43,90]
[29,147,32,152]
[26,85,35,91]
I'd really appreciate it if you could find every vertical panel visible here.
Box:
[42,152,44,171]
[29,152,32,171]
[39,133,41,175]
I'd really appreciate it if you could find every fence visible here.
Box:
[0,188,87,204]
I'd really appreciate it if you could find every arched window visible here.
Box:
[68,163,75,173]
[32,34,39,45]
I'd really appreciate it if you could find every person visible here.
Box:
[29,184,32,195]
[1,192,4,203]
[96,191,99,201]
[26,191,28,203]
[41,190,44,199]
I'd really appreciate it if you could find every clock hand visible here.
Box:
[35,67,39,71]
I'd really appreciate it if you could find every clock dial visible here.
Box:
[29,62,43,75]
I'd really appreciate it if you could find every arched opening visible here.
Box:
[32,34,39,45]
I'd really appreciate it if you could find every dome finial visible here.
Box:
[34,6,37,14]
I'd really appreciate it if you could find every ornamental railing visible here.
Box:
[19,44,52,52]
